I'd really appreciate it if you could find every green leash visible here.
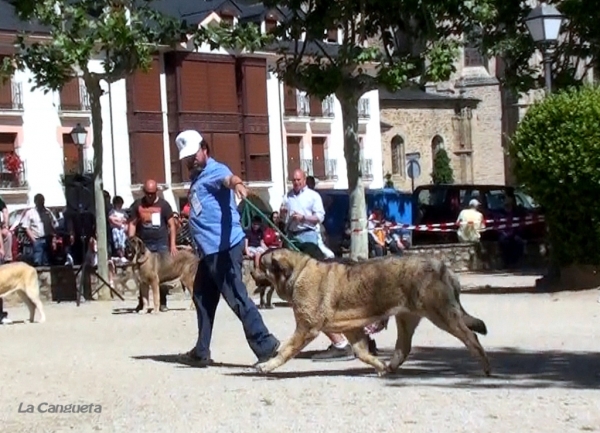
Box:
[241,197,302,253]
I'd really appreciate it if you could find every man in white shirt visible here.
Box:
[456,199,485,243]
[280,169,354,362]
[22,194,58,266]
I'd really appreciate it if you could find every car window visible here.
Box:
[417,189,431,205]
[485,190,506,211]
[417,188,447,206]
[460,188,483,208]
[514,191,538,209]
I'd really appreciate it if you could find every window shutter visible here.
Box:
[60,78,81,111]
[284,85,297,115]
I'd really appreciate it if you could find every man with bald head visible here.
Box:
[128,179,177,312]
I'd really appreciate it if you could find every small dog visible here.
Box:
[254,249,490,377]
[125,237,199,313]
[0,261,46,323]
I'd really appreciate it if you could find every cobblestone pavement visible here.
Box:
[0,287,599,433]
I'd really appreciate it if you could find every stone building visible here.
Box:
[380,49,506,191]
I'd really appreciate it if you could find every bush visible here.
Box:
[510,85,600,266]
[431,148,454,184]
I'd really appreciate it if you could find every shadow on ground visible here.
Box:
[464,286,538,295]
[133,346,600,390]
[464,268,545,277]
[112,307,188,315]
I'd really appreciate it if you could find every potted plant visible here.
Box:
[3,152,23,186]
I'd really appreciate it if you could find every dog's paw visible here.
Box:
[376,368,390,378]
[254,361,275,374]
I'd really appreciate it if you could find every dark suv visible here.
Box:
[411,184,545,245]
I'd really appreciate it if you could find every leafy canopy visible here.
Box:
[264,0,494,99]
[510,85,600,265]
[1,0,269,91]
[479,0,600,95]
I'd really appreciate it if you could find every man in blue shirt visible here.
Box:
[175,130,280,366]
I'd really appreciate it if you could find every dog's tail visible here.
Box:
[440,261,488,336]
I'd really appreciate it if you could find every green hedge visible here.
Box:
[431,148,454,184]
[510,85,600,265]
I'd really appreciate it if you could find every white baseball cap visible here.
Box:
[469,199,481,208]
[175,130,203,160]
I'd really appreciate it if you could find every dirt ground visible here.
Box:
[1,288,599,433]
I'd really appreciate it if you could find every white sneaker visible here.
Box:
[1,317,13,325]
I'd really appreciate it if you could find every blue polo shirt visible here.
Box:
[188,158,245,256]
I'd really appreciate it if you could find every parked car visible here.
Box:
[411,184,545,245]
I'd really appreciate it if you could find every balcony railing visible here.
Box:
[296,92,310,117]
[0,81,24,111]
[83,159,94,174]
[80,85,91,111]
[301,158,314,176]
[0,158,27,189]
[59,84,91,112]
[300,158,338,181]
[322,95,335,117]
[358,98,370,119]
[361,158,373,181]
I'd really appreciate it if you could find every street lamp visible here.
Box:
[525,2,564,93]
[70,123,88,173]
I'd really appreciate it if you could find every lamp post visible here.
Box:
[525,2,564,94]
[70,123,88,174]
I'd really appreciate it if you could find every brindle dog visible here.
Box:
[125,237,199,313]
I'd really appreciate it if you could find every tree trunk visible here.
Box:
[85,76,110,300]
[339,95,368,260]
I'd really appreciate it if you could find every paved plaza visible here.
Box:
[1,282,599,433]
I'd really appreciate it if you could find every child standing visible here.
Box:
[108,196,128,262]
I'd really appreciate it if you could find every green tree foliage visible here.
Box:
[0,0,265,294]
[264,0,491,258]
[479,0,600,94]
[510,85,600,266]
[431,148,454,185]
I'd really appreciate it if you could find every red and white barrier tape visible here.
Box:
[364,215,545,233]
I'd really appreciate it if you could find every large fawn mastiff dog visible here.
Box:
[125,237,199,313]
[254,249,490,377]
[0,261,46,323]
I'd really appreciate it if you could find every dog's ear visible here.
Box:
[138,239,147,255]
[272,256,292,279]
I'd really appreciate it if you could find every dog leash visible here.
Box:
[241,197,302,253]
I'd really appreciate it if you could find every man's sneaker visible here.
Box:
[1,317,13,325]
[311,344,355,362]
[159,305,169,312]
[178,349,213,368]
